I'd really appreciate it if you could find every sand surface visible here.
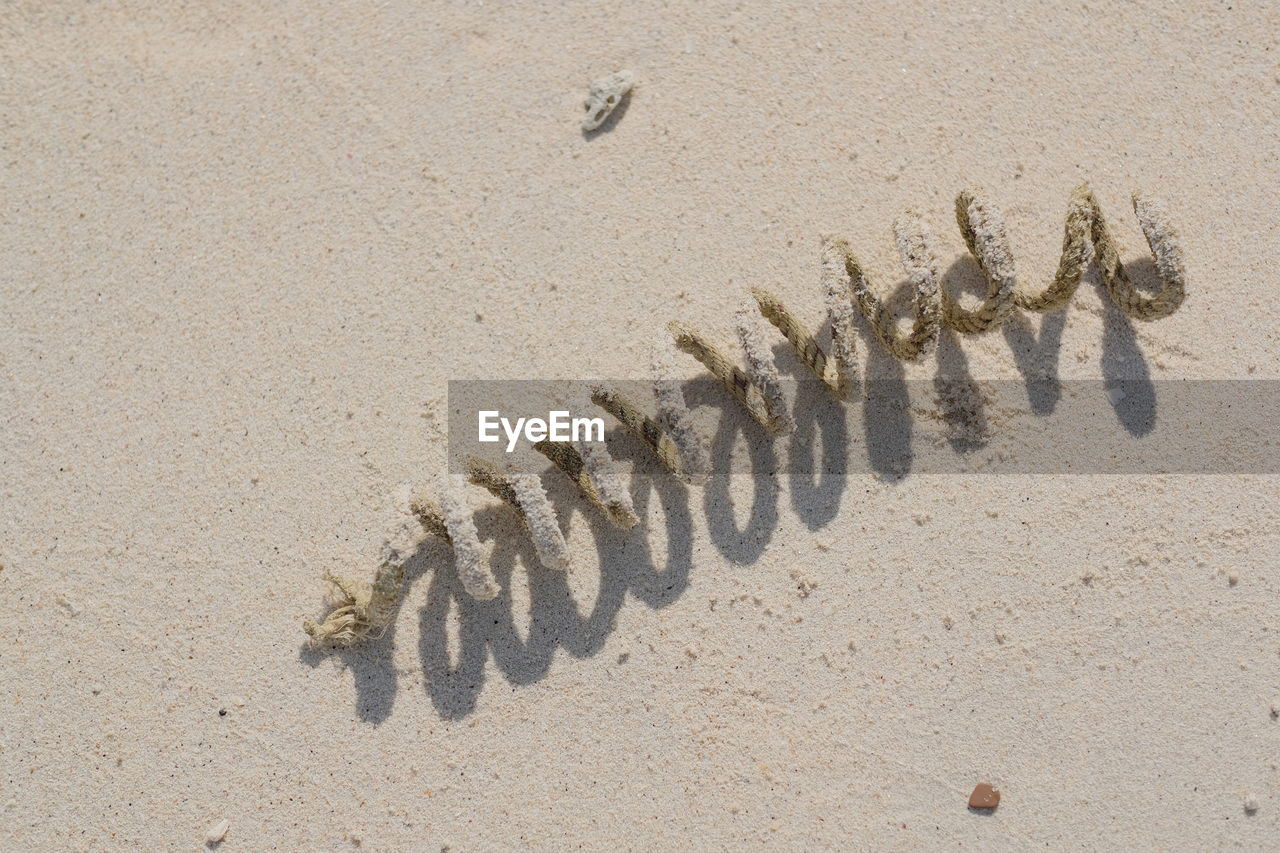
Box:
[3,1,1280,849]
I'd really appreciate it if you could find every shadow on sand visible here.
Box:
[301,263,1158,721]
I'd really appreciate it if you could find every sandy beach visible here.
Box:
[3,1,1279,848]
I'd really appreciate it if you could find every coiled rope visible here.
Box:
[303,184,1186,645]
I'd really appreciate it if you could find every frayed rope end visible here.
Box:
[302,563,405,647]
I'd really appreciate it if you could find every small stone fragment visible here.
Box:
[968,783,1000,810]
[582,70,633,131]
[204,818,230,845]
[1244,794,1260,815]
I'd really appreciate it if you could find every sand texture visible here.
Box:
[3,1,1280,849]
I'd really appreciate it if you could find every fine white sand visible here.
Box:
[3,1,1279,848]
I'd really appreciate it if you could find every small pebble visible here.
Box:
[969,783,1000,810]
[205,818,230,845]
[1244,794,1260,815]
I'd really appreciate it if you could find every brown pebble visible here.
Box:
[969,783,1000,809]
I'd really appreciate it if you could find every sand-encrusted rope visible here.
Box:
[465,456,571,571]
[536,437,639,529]
[988,185,1185,318]
[436,484,500,600]
[533,388,639,529]
[719,209,946,416]
[944,190,1018,333]
[300,484,504,645]
[668,305,794,436]
[302,494,425,645]
[845,210,945,361]
[301,542,414,645]
[586,344,712,487]
[752,286,855,399]
[1099,191,1186,319]
[303,184,1188,647]
[647,343,713,484]
[704,184,1185,427]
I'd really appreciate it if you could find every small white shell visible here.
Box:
[582,70,633,131]
[204,818,230,845]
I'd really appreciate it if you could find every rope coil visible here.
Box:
[303,184,1187,646]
